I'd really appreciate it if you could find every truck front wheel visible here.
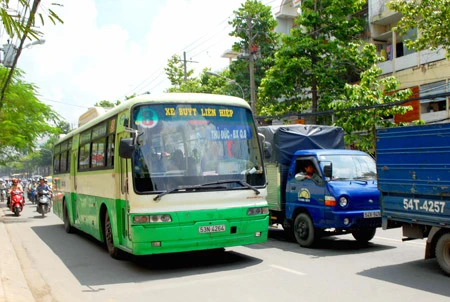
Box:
[293,213,316,248]
[352,228,376,243]
[436,233,450,276]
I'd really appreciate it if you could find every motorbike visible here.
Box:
[9,190,24,216]
[0,188,6,202]
[36,188,51,217]
[30,187,37,204]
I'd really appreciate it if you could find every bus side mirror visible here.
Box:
[323,164,332,178]
[119,138,135,159]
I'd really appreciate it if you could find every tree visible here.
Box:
[388,0,450,56]
[259,0,373,124]
[330,49,413,154]
[164,54,196,91]
[94,100,121,108]
[228,0,279,113]
[0,67,60,164]
[0,0,63,40]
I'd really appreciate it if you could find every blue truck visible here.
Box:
[377,123,450,275]
[259,125,381,247]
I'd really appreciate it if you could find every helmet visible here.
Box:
[12,178,18,184]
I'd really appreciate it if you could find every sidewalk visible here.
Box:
[0,204,35,302]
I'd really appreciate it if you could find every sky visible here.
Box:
[7,0,280,127]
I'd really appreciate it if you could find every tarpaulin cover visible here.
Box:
[258,125,345,165]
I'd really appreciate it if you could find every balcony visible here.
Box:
[378,49,447,75]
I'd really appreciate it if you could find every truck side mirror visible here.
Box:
[323,164,332,178]
[119,138,135,159]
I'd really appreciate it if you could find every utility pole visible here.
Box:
[182,51,198,82]
[0,0,41,108]
[237,16,259,115]
[247,17,257,115]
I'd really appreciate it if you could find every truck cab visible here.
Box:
[259,125,381,247]
[285,150,380,247]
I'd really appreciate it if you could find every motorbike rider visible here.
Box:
[27,179,37,203]
[36,177,52,208]
[0,179,6,202]
[7,178,24,208]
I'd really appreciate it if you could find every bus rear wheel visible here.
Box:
[104,211,123,260]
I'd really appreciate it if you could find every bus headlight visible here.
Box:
[247,207,268,216]
[150,214,172,222]
[133,216,150,223]
[339,196,348,208]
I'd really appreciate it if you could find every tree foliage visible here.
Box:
[330,51,413,154]
[228,0,279,110]
[164,54,195,90]
[0,0,63,40]
[259,0,372,123]
[388,0,450,56]
[0,66,60,164]
[94,100,121,108]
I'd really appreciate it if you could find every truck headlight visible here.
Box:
[339,196,348,207]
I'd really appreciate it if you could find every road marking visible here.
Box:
[374,236,426,246]
[269,264,306,276]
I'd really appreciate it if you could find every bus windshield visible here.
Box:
[319,154,377,181]
[132,103,265,193]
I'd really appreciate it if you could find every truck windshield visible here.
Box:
[131,103,265,193]
[321,154,377,181]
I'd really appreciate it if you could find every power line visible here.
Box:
[122,1,279,98]
[258,91,450,119]
[40,98,90,109]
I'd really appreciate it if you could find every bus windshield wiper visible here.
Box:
[153,184,228,201]
[153,180,260,201]
[204,180,260,195]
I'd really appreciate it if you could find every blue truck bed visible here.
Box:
[376,123,450,228]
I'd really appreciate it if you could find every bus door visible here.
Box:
[72,150,79,226]
[117,133,131,245]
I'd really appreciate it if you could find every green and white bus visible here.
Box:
[52,93,268,259]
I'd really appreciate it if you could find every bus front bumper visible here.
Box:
[129,216,269,255]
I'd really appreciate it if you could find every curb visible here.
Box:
[0,204,35,302]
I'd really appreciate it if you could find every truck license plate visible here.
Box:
[364,211,381,218]
[199,225,226,233]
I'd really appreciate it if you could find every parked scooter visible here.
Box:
[36,188,51,217]
[9,190,24,216]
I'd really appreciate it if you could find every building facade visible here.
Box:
[275,0,450,124]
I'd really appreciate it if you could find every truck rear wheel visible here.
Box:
[436,233,450,276]
[293,213,316,247]
[352,228,376,243]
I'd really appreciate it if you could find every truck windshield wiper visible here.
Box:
[153,180,260,201]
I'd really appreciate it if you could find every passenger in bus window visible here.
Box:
[167,149,185,171]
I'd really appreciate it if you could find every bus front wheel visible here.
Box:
[104,211,123,260]
[63,203,74,233]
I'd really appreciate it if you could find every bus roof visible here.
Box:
[56,93,251,145]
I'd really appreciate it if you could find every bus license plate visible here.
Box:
[199,225,226,233]
[364,211,381,218]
